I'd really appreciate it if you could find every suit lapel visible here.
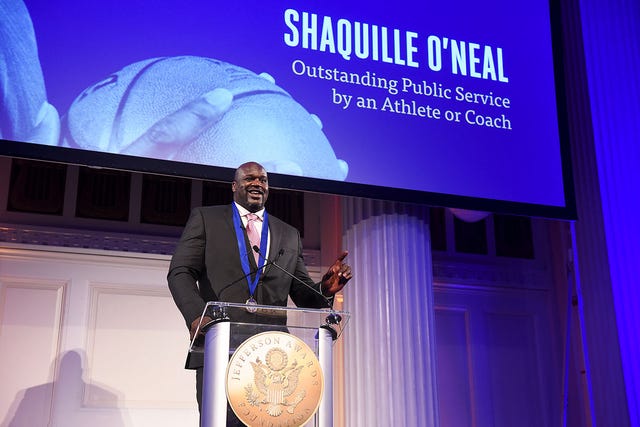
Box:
[268,214,283,259]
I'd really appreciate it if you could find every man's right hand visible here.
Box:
[190,316,213,340]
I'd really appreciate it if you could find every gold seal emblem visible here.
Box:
[226,331,324,426]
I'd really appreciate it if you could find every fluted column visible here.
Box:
[341,198,438,426]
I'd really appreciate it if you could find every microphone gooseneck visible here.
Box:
[252,245,334,309]
[216,249,282,297]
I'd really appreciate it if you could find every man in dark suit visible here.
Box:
[167,161,352,419]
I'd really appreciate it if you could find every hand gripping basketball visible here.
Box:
[62,56,349,180]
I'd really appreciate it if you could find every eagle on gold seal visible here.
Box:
[246,348,306,416]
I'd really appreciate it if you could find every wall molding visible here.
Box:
[0,224,323,269]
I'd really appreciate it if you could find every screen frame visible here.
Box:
[0,0,577,220]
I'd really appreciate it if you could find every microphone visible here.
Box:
[252,245,335,310]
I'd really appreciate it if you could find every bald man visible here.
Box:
[167,162,351,420]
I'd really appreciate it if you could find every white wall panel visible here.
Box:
[0,279,65,427]
[0,244,199,427]
[434,285,561,427]
[86,287,194,408]
[434,307,474,427]
[485,312,543,427]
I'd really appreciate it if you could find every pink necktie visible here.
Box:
[245,213,260,264]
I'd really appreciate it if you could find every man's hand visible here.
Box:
[190,316,213,341]
[321,251,352,296]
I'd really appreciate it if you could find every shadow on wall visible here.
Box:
[2,350,129,427]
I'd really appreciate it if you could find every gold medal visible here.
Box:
[226,331,324,427]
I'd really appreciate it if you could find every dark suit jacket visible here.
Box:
[167,204,329,368]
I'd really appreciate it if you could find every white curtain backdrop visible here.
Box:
[341,198,438,426]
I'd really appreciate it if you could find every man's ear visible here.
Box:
[231,181,237,192]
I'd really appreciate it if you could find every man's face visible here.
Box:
[232,163,269,212]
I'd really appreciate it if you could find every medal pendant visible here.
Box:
[245,297,258,313]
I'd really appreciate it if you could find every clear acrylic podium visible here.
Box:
[190,301,350,427]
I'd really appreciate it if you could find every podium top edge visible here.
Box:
[204,301,350,317]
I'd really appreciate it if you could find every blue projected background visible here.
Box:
[0,0,573,217]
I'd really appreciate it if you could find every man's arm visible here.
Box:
[287,235,353,309]
[167,208,208,333]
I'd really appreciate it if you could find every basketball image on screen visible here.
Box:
[61,56,349,181]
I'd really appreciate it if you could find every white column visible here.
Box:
[341,198,438,427]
